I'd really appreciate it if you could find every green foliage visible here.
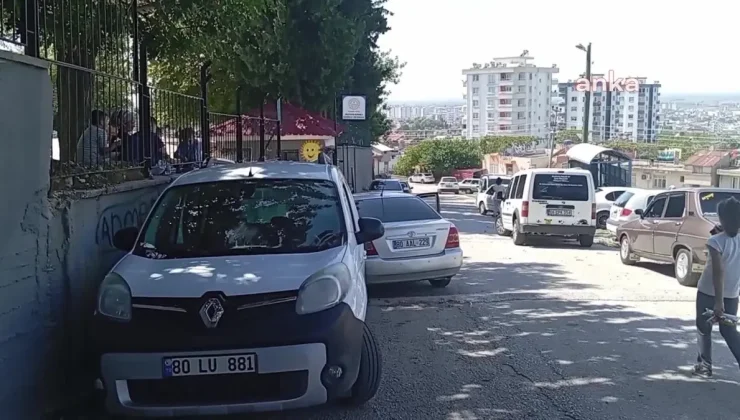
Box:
[400,117,447,131]
[605,136,740,161]
[554,129,582,144]
[479,135,536,155]
[394,139,480,176]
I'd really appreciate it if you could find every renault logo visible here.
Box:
[408,231,416,238]
[199,298,225,328]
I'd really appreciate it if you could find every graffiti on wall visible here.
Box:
[95,194,159,251]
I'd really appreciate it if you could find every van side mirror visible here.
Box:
[356,217,385,244]
[112,226,140,251]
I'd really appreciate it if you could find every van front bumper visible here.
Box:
[521,224,596,236]
[91,301,364,417]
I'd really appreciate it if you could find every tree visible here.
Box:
[400,117,447,131]
[479,135,536,155]
[394,139,480,176]
[554,129,582,144]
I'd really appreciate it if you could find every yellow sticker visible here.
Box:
[300,140,322,162]
[701,193,714,201]
[545,219,552,224]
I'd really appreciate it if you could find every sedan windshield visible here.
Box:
[698,191,740,215]
[440,177,457,183]
[356,197,441,222]
[134,179,345,259]
[370,180,403,191]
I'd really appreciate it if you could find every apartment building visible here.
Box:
[558,76,661,142]
[461,54,558,140]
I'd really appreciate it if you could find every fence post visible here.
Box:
[139,39,151,164]
[276,98,282,160]
[24,0,39,57]
[200,61,212,160]
[259,102,265,161]
[236,87,243,163]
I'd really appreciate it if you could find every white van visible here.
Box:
[499,168,597,247]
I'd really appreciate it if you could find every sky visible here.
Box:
[377,0,739,103]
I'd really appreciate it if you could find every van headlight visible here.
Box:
[97,273,132,321]
[296,263,351,315]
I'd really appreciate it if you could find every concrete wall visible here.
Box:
[0,50,174,418]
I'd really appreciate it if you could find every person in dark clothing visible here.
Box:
[130,117,166,165]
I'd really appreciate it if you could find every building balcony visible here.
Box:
[498,91,513,98]
[499,79,514,86]
[499,103,513,110]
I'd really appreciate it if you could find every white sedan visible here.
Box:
[437,177,459,194]
[354,192,463,288]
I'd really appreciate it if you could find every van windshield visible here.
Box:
[532,174,590,201]
[133,179,346,259]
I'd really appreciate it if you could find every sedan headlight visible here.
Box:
[296,263,352,315]
[97,273,132,321]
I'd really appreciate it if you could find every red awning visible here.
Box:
[210,102,343,137]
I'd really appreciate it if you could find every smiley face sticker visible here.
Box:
[301,140,322,162]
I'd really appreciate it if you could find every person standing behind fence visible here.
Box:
[174,128,202,164]
[693,197,740,377]
[131,117,166,166]
[109,109,137,164]
[75,110,109,167]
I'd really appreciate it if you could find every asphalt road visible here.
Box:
[81,184,740,420]
[257,183,740,420]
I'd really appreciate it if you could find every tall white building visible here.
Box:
[461,55,558,139]
[558,76,661,142]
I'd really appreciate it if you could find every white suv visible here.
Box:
[91,162,385,417]
[458,178,480,194]
[437,177,460,194]
[409,173,435,184]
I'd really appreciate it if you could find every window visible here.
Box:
[613,191,635,208]
[488,87,495,94]
[369,180,403,191]
[509,176,519,199]
[473,112,479,119]
[500,86,512,92]
[629,97,635,103]
[519,73,526,80]
[500,99,511,105]
[628,114,634,119]
[487,112,494,119]
[501,73,512,81]
[518,99,525,106]
[499,125,511,131]
[136,179,346,259]
[488,74,496,83]
[644,196,666,218]
[282,150,299,161]
[571,106,577,111]
[532,174,589,201]
[570,116,578,121]
[355,197,440,223]
[663,194,686,218]
[473,100,479,107]
[473,88,479,94]
[627,123,634,128]
[472,75,479,82]
[605,191,625,201]
[518,86,526,93]
[514,174,527,198]
[628,105,634,111]
[698,191,740,215]
[488,98,495,107]
[517,112,525,119]
[653,175,666,189]
[571,96,577,102]
[500,112,511,118]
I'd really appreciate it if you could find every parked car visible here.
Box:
[476,177,511,215]
[369,179,404,191]
[408,173,435,184]
[605,189,665,235]
[595,187,641,229]
[499,168,597,247]
[437,177,460,194]
[458,178,480,194]
[617,188,740,286]
[91,161,386,417]
[354,191,463,287]
[400,181,412,193]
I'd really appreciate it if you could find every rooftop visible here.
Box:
[171,161,334,186]
[684,150,732,167]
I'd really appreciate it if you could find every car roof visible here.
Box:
[658,187,740,194]
[170,161,334,187]
[354,191,414,200]
[520,168,590,175]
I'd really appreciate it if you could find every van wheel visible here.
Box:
[512,218,527,246]
[495,216,511,236]
[578,234,594,248]
[478,203,487,215]
[344,323,382,406]
[619,235,636,265]
[675,248,700,287]
[429,277,452,288]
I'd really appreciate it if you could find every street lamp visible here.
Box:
[576,43,592,143]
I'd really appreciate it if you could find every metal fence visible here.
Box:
[1,0,281,184]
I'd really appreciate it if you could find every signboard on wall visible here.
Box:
[341,95,367,121]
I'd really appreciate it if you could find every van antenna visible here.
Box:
[380,183,385,197]
[247,167,254,177]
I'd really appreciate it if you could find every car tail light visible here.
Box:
[364,241,378,256]
[591,203,596,220]
[621,208,632,217]
[521,201,529,218]
[445,226,460,248]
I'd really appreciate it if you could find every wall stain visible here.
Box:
[95,195,158,251]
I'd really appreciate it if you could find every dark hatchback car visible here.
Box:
[616,188,740,286]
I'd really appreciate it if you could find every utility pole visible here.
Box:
[577,43,592,143]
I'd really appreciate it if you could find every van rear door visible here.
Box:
[528,173,593,226]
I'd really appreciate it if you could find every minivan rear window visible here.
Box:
[613,191,635,207]
[355,197,441,222]
[532,174,590,201]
